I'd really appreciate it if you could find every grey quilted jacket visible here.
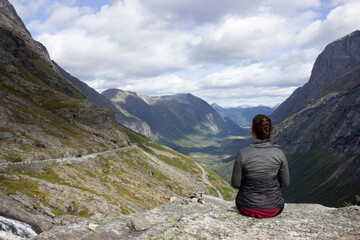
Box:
[231,139,290,209]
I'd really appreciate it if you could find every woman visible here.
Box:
[231,114,290,218]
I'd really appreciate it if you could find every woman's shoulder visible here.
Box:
[239,145,253,154]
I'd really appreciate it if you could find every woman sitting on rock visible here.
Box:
[231,114,290,218]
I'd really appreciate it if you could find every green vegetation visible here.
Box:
[157,154,195,173]
[124,127,149,145]
[51,208,67,216]
[169,134,251,181]
[204,167,236,200]
[99,155,111,174]
[211,161,235,183]
[0,175,42,198]
[344,195,360,206]
[26,167,62,184]
[78,209,93,218]
[282,145,359,207]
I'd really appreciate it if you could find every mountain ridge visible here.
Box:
[271,30,360,124]
[102,89,248,143]
[212,103,274,127]
[53,63,152,138]
[271,30,360,206]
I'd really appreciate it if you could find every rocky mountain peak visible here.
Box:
[0,0,30,35]
[309,30,360,86]
[101,88,135,103]
[271,30,360,124]
[0,0,56,78]
[270,30,360,206]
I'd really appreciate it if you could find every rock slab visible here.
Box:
[33,195,360,240]
[130,216,152,231]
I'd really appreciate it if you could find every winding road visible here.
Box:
[0,145,224,200]
[195,162,223,199]
[0,145,136,167]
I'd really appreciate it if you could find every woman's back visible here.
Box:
[240,140,284,179]
[231,114,290,218]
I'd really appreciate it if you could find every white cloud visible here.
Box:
[12,0,360,107]
[10,0,49,19]
[37,0,194,80]
[27,4,92,33]
[190,13,293,63]
[194,86,298,107]
[295,1,360,48]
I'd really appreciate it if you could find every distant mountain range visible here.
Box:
[102,89,249,146]
[271,30,360,207]
[211,104,274,127]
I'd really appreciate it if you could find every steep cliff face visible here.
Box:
[271,31,360,206]
[53,62,152,138]
[272,30,360,124]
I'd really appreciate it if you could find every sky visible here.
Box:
[9,0,360,107]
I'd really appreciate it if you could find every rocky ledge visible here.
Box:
[34,195,360,240]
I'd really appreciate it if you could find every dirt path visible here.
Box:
[195,162,223,199]
[0,145,136,167]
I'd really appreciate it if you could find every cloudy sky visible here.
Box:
[10,0,360,107]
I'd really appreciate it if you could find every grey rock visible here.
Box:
[88,223,99,231]
[33,195,360,240]
[0,191,55,233]
[130,216,152,231]
[0,132,13,140]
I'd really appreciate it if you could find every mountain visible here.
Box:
[34,196,360,239]
[53,62,152,138]
[271,30,360,207]
[212,104,274,127]
[0,0,235,234]
[102,90,247,143]
[0,0,131,159]
[272,31,360,124]
[101,90,251,180]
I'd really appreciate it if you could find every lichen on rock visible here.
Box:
[34,195,360,240]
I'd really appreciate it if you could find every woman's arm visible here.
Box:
[278,151,290,188]
[231,151,243,188]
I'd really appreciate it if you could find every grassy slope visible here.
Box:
[0,62,130,161]
[1,62,236,222]
[160,132,251,181]
[0,129,236,221]
[283,145,360,207]
[130,130,237,200]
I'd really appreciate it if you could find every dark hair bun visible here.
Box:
[252,114,271,140]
